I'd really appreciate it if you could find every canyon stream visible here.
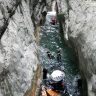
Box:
[38,10,85,96]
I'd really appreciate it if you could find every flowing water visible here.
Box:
[39,12,83,96]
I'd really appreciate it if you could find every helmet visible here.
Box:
[51,70,65,82]
[51,18,56,22]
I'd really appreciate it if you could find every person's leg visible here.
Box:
[43,68,48,79]
[77,79,82,90]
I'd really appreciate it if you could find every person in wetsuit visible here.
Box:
[76,78,82,93]
[46,73,65,92]
[51,18,56,25]
[43,68,48,80]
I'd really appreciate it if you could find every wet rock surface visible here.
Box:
[57,0,96,96]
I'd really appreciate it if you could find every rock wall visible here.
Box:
[0,0,48,96]
[57,0,96,96]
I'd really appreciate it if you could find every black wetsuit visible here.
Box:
[46,79,64,92]
[77,79,82,90]
[43,68,48,79]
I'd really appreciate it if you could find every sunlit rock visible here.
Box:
[57,0,96,96]
[0,0,40,96]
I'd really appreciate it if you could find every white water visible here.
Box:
[46,11,56,23]
[52,0,56,12]
[45,0,56,23]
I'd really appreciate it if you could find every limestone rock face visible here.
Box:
[0,0,21,37]
[57,0,96,96]
[0,0,43,96]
